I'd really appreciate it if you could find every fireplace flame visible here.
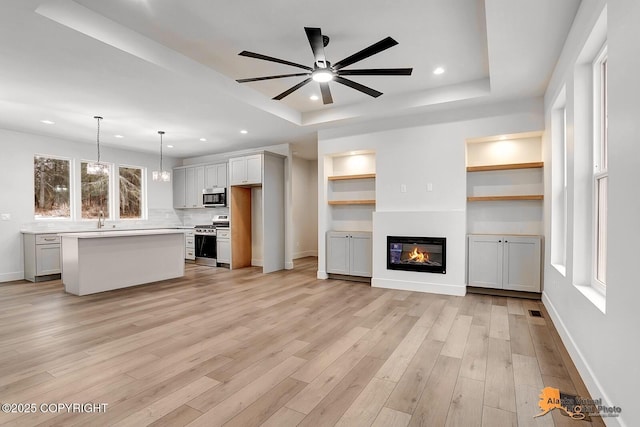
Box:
[409,247,429,263]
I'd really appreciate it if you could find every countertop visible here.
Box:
[21,226,193,234]
[61,229,186,239]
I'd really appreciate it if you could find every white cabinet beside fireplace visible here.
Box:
[327,231,372,278]
[468,234,541,292]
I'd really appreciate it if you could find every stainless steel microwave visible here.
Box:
[203,187,227,207]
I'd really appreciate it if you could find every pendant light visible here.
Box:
[152,130,171,182]
[86,115,108,175]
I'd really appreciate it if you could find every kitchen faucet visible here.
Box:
[97,210,105,229]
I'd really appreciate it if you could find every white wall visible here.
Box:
[292,156,318,259]
[541,1,637,425]
[317,97,544,295]
[0,128,179,282]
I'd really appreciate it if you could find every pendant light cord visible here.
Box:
[158,130,165,172]
[94,116,103,164]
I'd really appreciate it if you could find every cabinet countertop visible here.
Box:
[21,226,191,234]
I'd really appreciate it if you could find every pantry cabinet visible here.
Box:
[468,234,541,292]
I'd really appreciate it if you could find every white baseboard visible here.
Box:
[372,278,466,296]
[293,250,318,259]
[285,261,294,270]
[542,292,624,427]
[317,271,328,280]
[251,259,263,267]
[0,271,24,283]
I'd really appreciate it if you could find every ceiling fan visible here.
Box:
[236,27,413,104]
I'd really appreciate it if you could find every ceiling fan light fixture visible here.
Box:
[312,69,334,83]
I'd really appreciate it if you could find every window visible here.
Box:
[550,87,567,274]
[593,46,608,291]
[34,155,71,219]
[81,161,111,219]
[119,166,143,219]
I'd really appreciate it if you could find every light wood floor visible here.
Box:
[0,258,604,427]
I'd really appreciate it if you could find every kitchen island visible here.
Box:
[61,229,185,296]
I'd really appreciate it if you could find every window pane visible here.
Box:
[596,175,607,284]
[81,162,110,219]
[119,167,142,219]
[34,156,70,218]
[602,59,608,171]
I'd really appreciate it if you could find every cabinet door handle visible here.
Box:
[498,240,502,243]
[44,238,56,241]
[505,240,508,243]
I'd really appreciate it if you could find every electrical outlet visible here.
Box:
[426,183,433,192]
[0,213,10,221]
[400,184,407,193]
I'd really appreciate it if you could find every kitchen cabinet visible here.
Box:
[173,165,206,208]
[468,234,541,292]
[229,154,262,186]
[23,233,61,282]
[205,163,227,189]
[216,228,230,265]
[326,231,372,278]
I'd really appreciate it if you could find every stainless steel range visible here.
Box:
[194,215,229,266]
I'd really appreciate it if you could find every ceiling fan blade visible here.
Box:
[333,37,399,70]
[334,76,382,98]
[273,78,312,100]
[338,68,413,76]
[319,82,333,104]
[305,27,327,68]
[239,51,313,71]
[237,73,311,83]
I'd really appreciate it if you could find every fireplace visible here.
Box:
[387,236,446,274]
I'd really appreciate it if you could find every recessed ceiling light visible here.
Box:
[167,145,174,148]
[310,95,319,101]
[40,120,55,125]
[199,138,207,142]
[240,130,248,134]
[114,134,124,139]
[433,67,445,75]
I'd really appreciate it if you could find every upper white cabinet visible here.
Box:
[205,163,227,189]
[468,234,541,292]
[174,163,226,209]
[230,154,262,186]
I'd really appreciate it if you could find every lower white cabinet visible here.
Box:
[185,230,195,261]
[216,228,230,265]
[468,234,541,292]
[327,231,372,278]
[23,233,61,282]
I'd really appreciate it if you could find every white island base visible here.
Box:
[61,229,185,296]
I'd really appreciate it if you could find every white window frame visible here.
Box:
[550,87,568,275]
[592,44,608,294]
[117,164,148,221]
[79,160,114,221]
[34,154,74,221]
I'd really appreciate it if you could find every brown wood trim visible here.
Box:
[467,195,543,201]
[231,186,252,269]
[327,173,376,181]
[466,162,544,172]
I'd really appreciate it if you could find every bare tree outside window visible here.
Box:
[119,167,143,219]
[81,161,110,219]
[34,156,71,218]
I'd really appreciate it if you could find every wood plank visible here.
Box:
[408,355,461,427]
[328,173,376,181]
[440,315,473,359]
[334,377,396,427]
[459,325,488,381]
[445,376,484,427]
[148,405,203,427]
[261,406,307,427]
[484,338,516,412]
[481,406,517,427]
[508,314,536,357]
[467,195,543,202]
[466,162,544,172]
[328,199,376,205]
[371,407,412,427]
[489,305,510,341]
[529,324,570,379]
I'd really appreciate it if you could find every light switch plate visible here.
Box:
[0,213,10,221]
[400,184,407,193]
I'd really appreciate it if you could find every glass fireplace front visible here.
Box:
[387,236,446,274]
